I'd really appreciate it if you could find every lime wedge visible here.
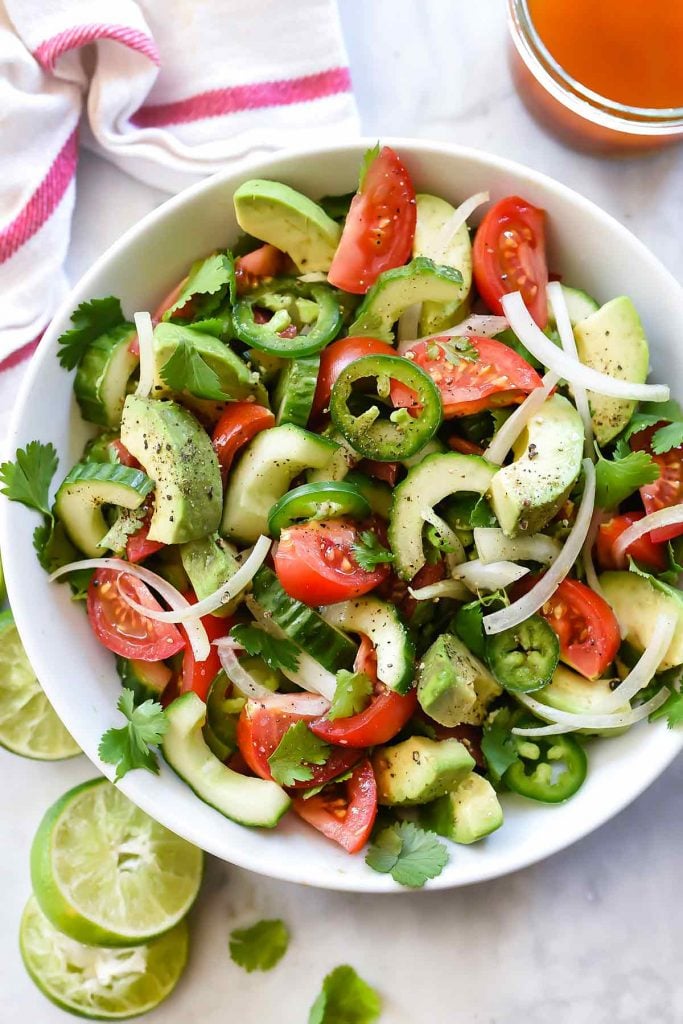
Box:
[0,553,6,603]
[0,609,80,760]
[20,895,189,1020]
[31,778,203,946]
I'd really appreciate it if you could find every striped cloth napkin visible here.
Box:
[0,0,358,409]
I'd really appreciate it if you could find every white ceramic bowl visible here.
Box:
[3,139,682,891]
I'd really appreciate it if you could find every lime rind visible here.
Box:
[31,778,203,946]
[20,896,189,1020]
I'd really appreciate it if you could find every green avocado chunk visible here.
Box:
[372,736,475,806]
[153,322,267,405]
[599,571,683,671]
[413,193,472,334]
[417,634,501,727]
[421,773,503,844]
[179,534,239,617]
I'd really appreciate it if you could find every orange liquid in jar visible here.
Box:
[527,0,683,109]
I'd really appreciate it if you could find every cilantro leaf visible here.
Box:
[352,530,394,572]
[228,919,289,973]
[230,624,300,673]
[663,690,683,728]
[301,768,354,800]
[164,252,235,320]
[358,142,381,190]
[159,335,230,401]
[267,721,330,786]
[308,965,381,1024]
[651,420,683,455]
[481,707,521,783]
[365,821,449,888]
[98,691,168,782]
[437,338,479,363]
[98,507,147,555]
[594,446,659,509]
[622,399,683,447]
[0,441,58,517]
[57,297,126,370]
[329,671,373,721]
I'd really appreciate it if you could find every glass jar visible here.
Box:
[507,0,683,153]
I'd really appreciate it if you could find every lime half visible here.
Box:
[31,778,203,946]
[0,553,6,604]
[0,609,80,760]
[20,895,189,1020]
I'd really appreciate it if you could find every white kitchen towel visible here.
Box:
[0,0,358,374]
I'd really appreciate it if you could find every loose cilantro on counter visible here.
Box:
[309,965,381,1024]
[229,919,289,973]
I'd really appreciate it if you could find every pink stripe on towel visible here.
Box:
[34,23,160,72]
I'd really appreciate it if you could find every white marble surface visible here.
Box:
[3,2,683,1021]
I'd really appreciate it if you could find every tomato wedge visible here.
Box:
[212,402,275,481]
[448,435,484,456]
[515,575,620,679]
[125,501,165,564]
[310,336,395,423]
[391,336,542,418]
[473,196,548,327]
[236,695,361,788]
[631,426,683,543]
[235,244,289,293]
[87,569,185,661]
[273,519,391,606]
[152,277,195,322]
[328,146,416,294]
[293,759,378,853]
[595,511,667,572]
[180,596,233,701]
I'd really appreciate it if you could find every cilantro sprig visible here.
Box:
[0,441,73,572]
[230,624,300,673]
[352,530,394,572]
[309,965,381,1024]
[622,399,683,455]
[328,671,373,721]
[57,297,127,370]
[365,820,449,888]
[98,691,168,782]
[358,142,380,190]
[267,721,330,787]
[594,443,659,509]
[159,332,230,401]
[229,919,289,973]
[481,707,521,783]
[164,252,236,320]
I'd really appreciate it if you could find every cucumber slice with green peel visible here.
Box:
[323,597,415,694]
[413,193,473,335]
[349,257,464,341]
[0,610,80,760]
[221,423,339,543]
[30,777,203,946]
[116,656,171,705]
[74,323,138,428]
[344,470,393,519]
[153,322,267,404]
[547,284,599,328]
[20,896,189,1021]
[389,452,497,580]
[273,353,320,426]
[180,533,240,615]
[163,692,291,827]
[307,428,357,483]
[204,670,246,760]
[54,461,154,557]
[251,566,357,672]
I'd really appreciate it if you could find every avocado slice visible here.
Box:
[180,534,239,616]
[417,634,501,727]
[120,395,223,544]
[421,773,503,844]
[599,571,683,671]
[489,393,584,538]
[233,179,341,272]
[574,297,649,445]
[372,737,475,806]
[526,664,630,736]
[413,194,472,334]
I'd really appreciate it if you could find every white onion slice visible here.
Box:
[613,504,683,564]
[398,314,509,353]
[245,597,337,701]
[473,528,561,567]
[501,291,669,402]
[408,580,469,602]
[134,312,155,399]
[215,638,275,700]
[511,686,671,736]
[421,507,465,566]
[483,458,596,634]
[48,557,209,661]
[115,536,271,623]
[437,191,489,254]
[602,612,677,711]
[580,507,608,604]
[452,559,530,592]
[397,303,421,344]
[483,371,559,466]
[297,272,329,283]
[548,281,593,456]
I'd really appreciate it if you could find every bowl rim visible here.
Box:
[3,136,682,892]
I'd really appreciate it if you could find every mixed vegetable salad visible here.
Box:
[4,143,683,884]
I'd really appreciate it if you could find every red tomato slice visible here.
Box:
[595,511,667,572]
[631,426,683,543]
[448,435,485,456]
[87,569,185,661]
[310,336,395,423]
[273,519,390,606]
[212,402,275,482]
[515,575,620,679]
[358,459,400,487]
[235,244,289,293]
[292,759,377,854]
[125,500,165,564]
[109,440,140,469]
[415,714,485,769]
[473,196,549,327]
[377,561,446,622]
[152,277,195,323]
[328,146,416,295]
[391,336,542,418]
[236,694,361,788]
[180,596,233,701]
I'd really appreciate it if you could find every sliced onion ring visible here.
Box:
[473,528,561,567]
[452,559,530,592]
[511,686,671,737]
[215,637,275,700]
[613,504,683,564]
[483,458,596,635]
[134,311,155,399]
[483,372,559,466]
[408,580,469,602]
[48,557,210,661]
[245,596,337,701]
[398,314,509,353]
[437,191,490,253]
[602,612,677,711]
[548,281,593,456]
[581,508,608,606]
[501,291,669,403]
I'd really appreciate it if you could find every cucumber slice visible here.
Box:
[54,462,154,557]
[323,597,415,694]
[221,423,339,543]
[413,193,472,335]
[117,657,171,705]
[273,354,320,426]
[349,257,464,341]
[251,566,357,672]
[74,324,138,428]
[389,452,497,579]
[344,470,393,519]
[401,436,447,469]
[307,428,357,483]
[548,285,599,328]
[163,692,291,827]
